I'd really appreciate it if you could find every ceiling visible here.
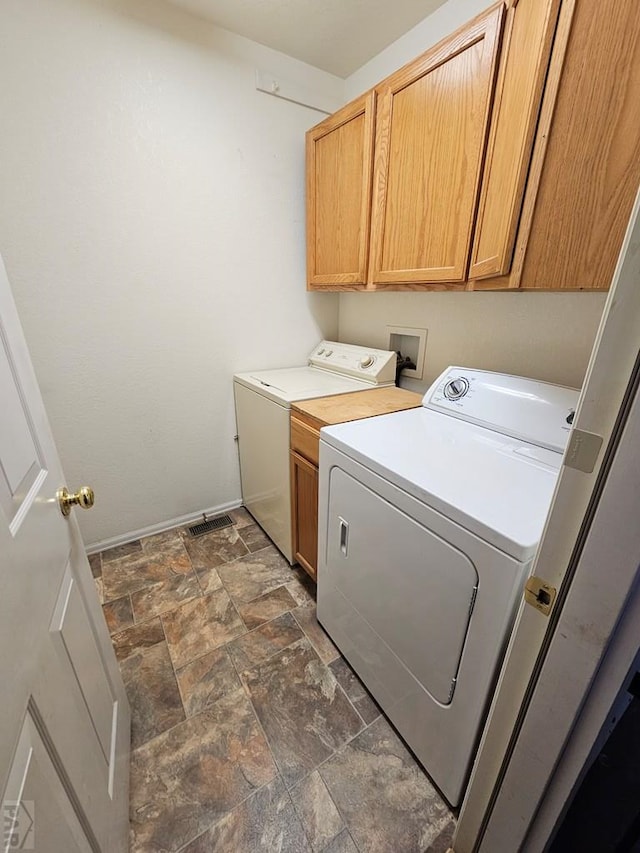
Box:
[168,0,448,77]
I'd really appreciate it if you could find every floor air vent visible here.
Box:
[187,514,233,537]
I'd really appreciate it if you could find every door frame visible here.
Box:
[524,514,640,850]
[453,186,640,852]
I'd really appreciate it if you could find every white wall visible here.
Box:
[0,0,341,546]
[341,0,606,392]
[345,0,489,99]
[339,292,606,391]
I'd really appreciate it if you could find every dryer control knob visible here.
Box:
[324,349,333,357]
[444,377,469,400]
[359,355,375,368]
[317,347,325,355]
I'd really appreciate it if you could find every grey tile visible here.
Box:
[130,688,277,853]
[113,618,165,662]
[101,539,142,563]
[237,585,298,630]
[239,523,272,553]
[329,658,381,725]
[102,554,157,602]
[180,526,248,571]
[181,776,311,853]
[140,528,183,553]
[121,642,185,749]
[286,568,317,608]
[218,546,297,604]
[162,588,246,669]
[176,647,241,717]
[102,552,185,602]
[243,638,363,789]
[320,716,454,853]
[102,596,134,635]
[195,564,223,595]
[323,829,359,853]
[293,606,339,664]
[130,571,201,622]
[94,576,104,604]
[425,820,456,853]
[140,529,192,574]
[226,612,304,673]
[291,770,344,852]
[88,552,102,578]
[229,506,254,528]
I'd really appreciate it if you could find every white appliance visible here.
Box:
[317,367,579,806]
[233,341,397,563]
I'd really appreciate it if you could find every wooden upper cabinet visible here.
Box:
[306,93,375,288]
[469,0,561,281]
[517,0,640,290]
[368,4,504,287]
[305,0,640,293]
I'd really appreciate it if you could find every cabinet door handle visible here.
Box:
[339,517,349,557]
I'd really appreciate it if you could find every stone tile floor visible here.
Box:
[90,508,455,853]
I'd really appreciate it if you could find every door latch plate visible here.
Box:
[524,576,557,616]
[564,428,603,473]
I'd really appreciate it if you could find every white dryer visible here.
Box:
[317,367,578,806]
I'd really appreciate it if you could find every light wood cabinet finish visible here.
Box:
[290,414,321,467]
[306,93,375,288]
[293,387,423,425]
[290,451,318,580]
[469,0,561,281]
[306,0,640,293]
[290,388,422,580]
[517,0,640,290]
[368,4,504,287]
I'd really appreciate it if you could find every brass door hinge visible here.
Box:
[524,576,557,616]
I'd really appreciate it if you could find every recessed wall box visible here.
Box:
[387,326,427,380]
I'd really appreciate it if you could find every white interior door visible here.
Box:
[518,363,640,851]
[453,189,640,851]
[0,254,130,853]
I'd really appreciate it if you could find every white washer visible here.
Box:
[233,341,397,563]
[317,366,579,806]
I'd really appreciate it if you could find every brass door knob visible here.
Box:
[57,486,95,517]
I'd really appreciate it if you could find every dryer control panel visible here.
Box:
[424,367,580,453]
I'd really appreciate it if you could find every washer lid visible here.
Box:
[233,367,374,406]
[321,407,565,562]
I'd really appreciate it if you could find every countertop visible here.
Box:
[291,387,422,427]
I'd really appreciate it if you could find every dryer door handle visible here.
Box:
[339,517,349,557]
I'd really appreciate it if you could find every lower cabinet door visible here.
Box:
[290,450,318,580]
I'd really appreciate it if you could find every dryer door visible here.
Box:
[325,467,478,705]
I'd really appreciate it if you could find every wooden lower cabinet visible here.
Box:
[290,389,423,581]
[290,450,319,580]
[290,411,321,579]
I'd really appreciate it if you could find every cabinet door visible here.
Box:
[290,450,318,580]
[469,0,561,281]
[369,4,504,287]
[306,93,375,289]
[518,0,640,290]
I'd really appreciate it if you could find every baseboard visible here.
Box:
[86,499,243,554]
